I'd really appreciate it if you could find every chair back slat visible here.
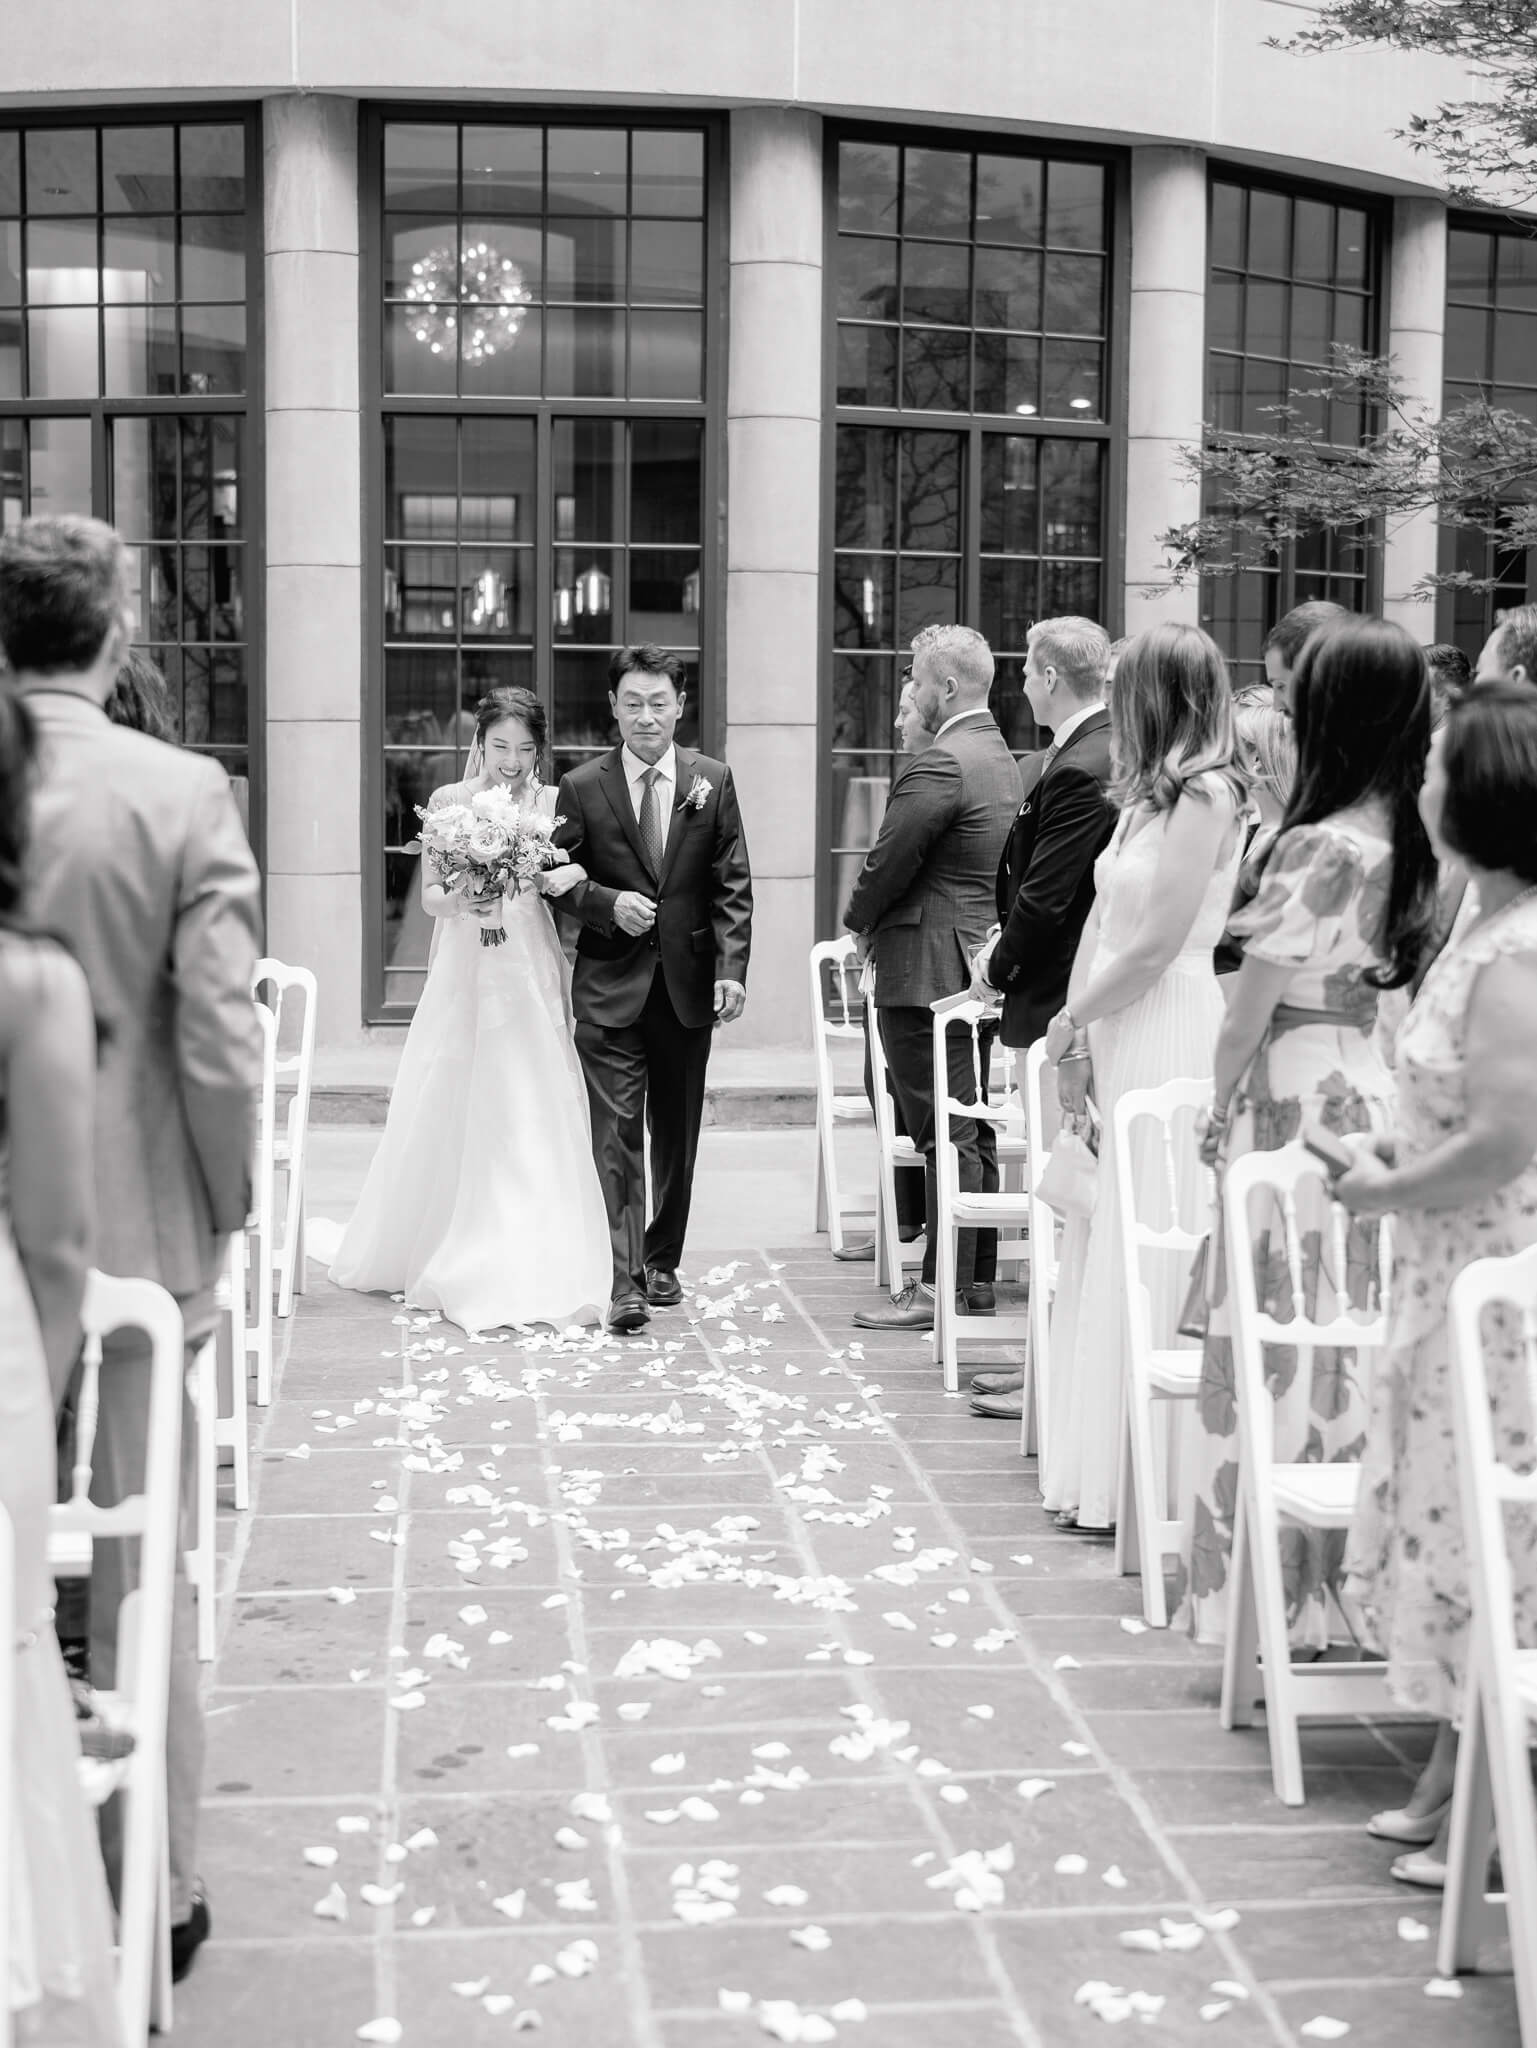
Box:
[1449,1246,1537,1644]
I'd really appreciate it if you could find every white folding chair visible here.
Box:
[809,937,875,1254]
[236,1002,278,1408]
[252,957,318,1316]
[51,1271,184,2045]
[866,999,925,1293]
[930,995,1031,1396]
[1438,1245,1537,2030]
[1018,1042,1063,1467]
[1220,1144,1395,1803]
[0,1500,12,2048]
[1112,1080,1210,1628]
[184,1338,219,1661]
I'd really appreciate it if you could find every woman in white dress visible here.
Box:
[331,687,611,1333]
[1041,624,1247,1533]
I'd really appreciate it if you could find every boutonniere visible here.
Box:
[680,774,712,813]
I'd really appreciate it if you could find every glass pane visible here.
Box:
[0,221,16,305]
[974,246,1040,331]
[902,241,969,325]
[27,220,99,302]
[1497,231,1537,310]
[1493,309,1537,387]
[545,306,623,396]
[836,323,897,407]
[629,548,701,647]
[1331,291,1367,353]
[546,216,625,302]
[631,419,702,544]
[897,557,959,643]
[179,125,245,211]
[385,545,458,637]
[899,430,962,551]
[553,419,623,541]
[901,325,969,411]
[974,331,1040,416]
[0,307,17,398]
[548,128,627,214]
[180,304,244,393]
[832,653,897,753]
[631,220,701,303]
[1209,352,1242,432]
[385,123,458,213]
[1335,208,1369,286]
[631,131,704,218]
[461,646,538,706]
[28,415,93,515]
[0,134,18,215]
[459,309,541,396]
[835,426,896,551]
[1042,557,1100,615]
[1042,439,1102,555]
[1243,357,1287,433]
[981,434,1039,553]
[1045,162,1104,250]
[461,223,542,318]
[1210,183,1244,270]
[837,235,897,321]
[1291,284,1331,365]
[182,414,241,537]
[183,649,247,745]
[385,217,454,298]
[1209,274,1242,352]
[838,142,898,234]
[103,217,173,303]
[182,545,216,640]
[834,554,894,649]
[981,556,1036,652]
[26,307,98,396]
[458,548,534,638]
[553,551,617,641]
[975,155,1042,245]
[1044,252,1104,334]
[385,417,457,539]
[462,417,535,537]
[1245,280,1287,358]
[1446,228,1493,300]
[1041,337,1101,418]
[1292,199,1334,284]
[104,303,177,395]
[123,545,177,638]
[387,645,461,731]
[903,149,969,239]
[26,129,95,214]
[102,127,174,213]
[181,215,245,301]
[112,415,179,538]
[463,124,541,212]
[553,648,623,750]
[1248,189,1289,275]
[385,303,457,393]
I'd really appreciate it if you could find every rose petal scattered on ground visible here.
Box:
[1054,1854,1088,1876]
[303,1846,339,1867]
[312,1884,348,1921]
[1397,1916,1431,1943]
[1424,1979,1463,1999]
[1299,2020,1351,2041]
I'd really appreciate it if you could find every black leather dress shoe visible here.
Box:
[961,1282,996,1316]
[608,1295,652,1334]
[645,1267,684,1308]
[171,1890,211,1983]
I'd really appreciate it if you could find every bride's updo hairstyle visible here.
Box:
[472,684,547,762]
[1110,622,1243,816]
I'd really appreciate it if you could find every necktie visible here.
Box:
[639,765,664,872]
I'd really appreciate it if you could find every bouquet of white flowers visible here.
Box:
[414,785,566,947]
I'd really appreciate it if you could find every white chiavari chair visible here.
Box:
[1438,1245,1537,2032]
[1019,1041,1062,1467]
[1220,1144,1395,1803]
[251,957,318,1317]
[809,937,874,1255]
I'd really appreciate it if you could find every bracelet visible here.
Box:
[1206,1099,1232,1129]
[1057,1049,1092,1066]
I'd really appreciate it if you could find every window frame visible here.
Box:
[0,102,266,864]
[359,103,728,1024]
[817,121,1129,939]
[1199,163,1390,687]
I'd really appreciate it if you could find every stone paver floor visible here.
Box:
[175,1244,1520,2048]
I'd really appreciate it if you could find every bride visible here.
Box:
[331,686,611,1332]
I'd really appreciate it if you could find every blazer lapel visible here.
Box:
[657,748,698,891]
[599,748,659,883]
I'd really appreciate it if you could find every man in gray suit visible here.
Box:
[0,515,263,1980]
[843,624,1022,1330]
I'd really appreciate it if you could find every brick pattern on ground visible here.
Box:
[176,1250,1519,2047]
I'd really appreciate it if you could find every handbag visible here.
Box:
[1034,1105,1100,1219]
[1176,1234,1213,1342]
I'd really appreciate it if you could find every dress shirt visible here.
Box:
[932,706,996,742]
[622,741,676,856]
[1042,699,1106,756]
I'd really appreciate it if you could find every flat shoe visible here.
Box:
[970,1391,1023,1419]
[832,1239,876,1263]
[970,1370,1024,1396]
[1367,1798,1451,1847]
[1390,1851,1446,1890]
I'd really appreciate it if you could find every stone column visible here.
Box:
[1123,147,1208,631]
[724,108,823,1050]
[1381,197,1447,639]
[262,95,364,1046]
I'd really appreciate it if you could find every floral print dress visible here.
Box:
[1176,805,1398,1647]
[1344,892,1537,1718]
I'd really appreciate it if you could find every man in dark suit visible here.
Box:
[844,625,1022,1331]
[967,614,1117,1415]
[554,647,753,1333]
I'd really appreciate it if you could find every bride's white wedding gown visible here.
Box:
[330,784,611,1332]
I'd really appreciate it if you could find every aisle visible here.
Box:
[177,1245,1518,2048]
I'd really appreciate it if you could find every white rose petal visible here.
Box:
[650,1753,686,1775]
[505,1743,539,1759]
[337,1816,372,1835]
[1054,1855,1088,1876]
[1397,1916,1431,1943]
[303,1846,340,1867]
[492,1890,526,1920]
[360,1883,402,1907]
[1194,1907,1241,1933]
[1102,1865,1129,1889]
[312,1883,348,1921]
[1016,1778,1056,1800]
[1299,2020,1351,2041]
[1424,1979,1463,2000]
[355,2023,402,2045]
[789,1924,832,1951]
[452,1979,491,1998]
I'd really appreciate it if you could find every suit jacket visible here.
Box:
[844,712,1022,1010]
[988,707,1117,1048]
[553,745,753,1031]
[22,691,264,1299]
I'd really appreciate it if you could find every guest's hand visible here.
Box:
[1332,1141,1397,1215]
[714,980,746,1025]
[1044,1008,1079,1064]
[614,891,658,936]
[969,934,998,1000]
[1196,1102,1231,1170]
[851,931,873,967]
[1056,1057,1091,1119]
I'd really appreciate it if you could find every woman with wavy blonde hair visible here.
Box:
[1040,622,1247,1533]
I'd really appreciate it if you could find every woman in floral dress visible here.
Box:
[1177,617,1438,1646]
[1337,683,1537,1887]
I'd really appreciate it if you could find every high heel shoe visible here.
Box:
[1367,1797,1451,1847]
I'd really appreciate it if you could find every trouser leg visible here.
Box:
[876,1007,939,1284]
[864,1024,925,1232]
[576,1015,650,1302]
[639,975,713,1274]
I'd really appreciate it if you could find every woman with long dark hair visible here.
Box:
[331,685,611,1331]
[1179,615,1438,1645]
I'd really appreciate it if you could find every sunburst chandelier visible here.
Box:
[403,240,534,364]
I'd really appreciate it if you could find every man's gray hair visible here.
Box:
[911,622,994,695]
[1027,615,1110,698]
